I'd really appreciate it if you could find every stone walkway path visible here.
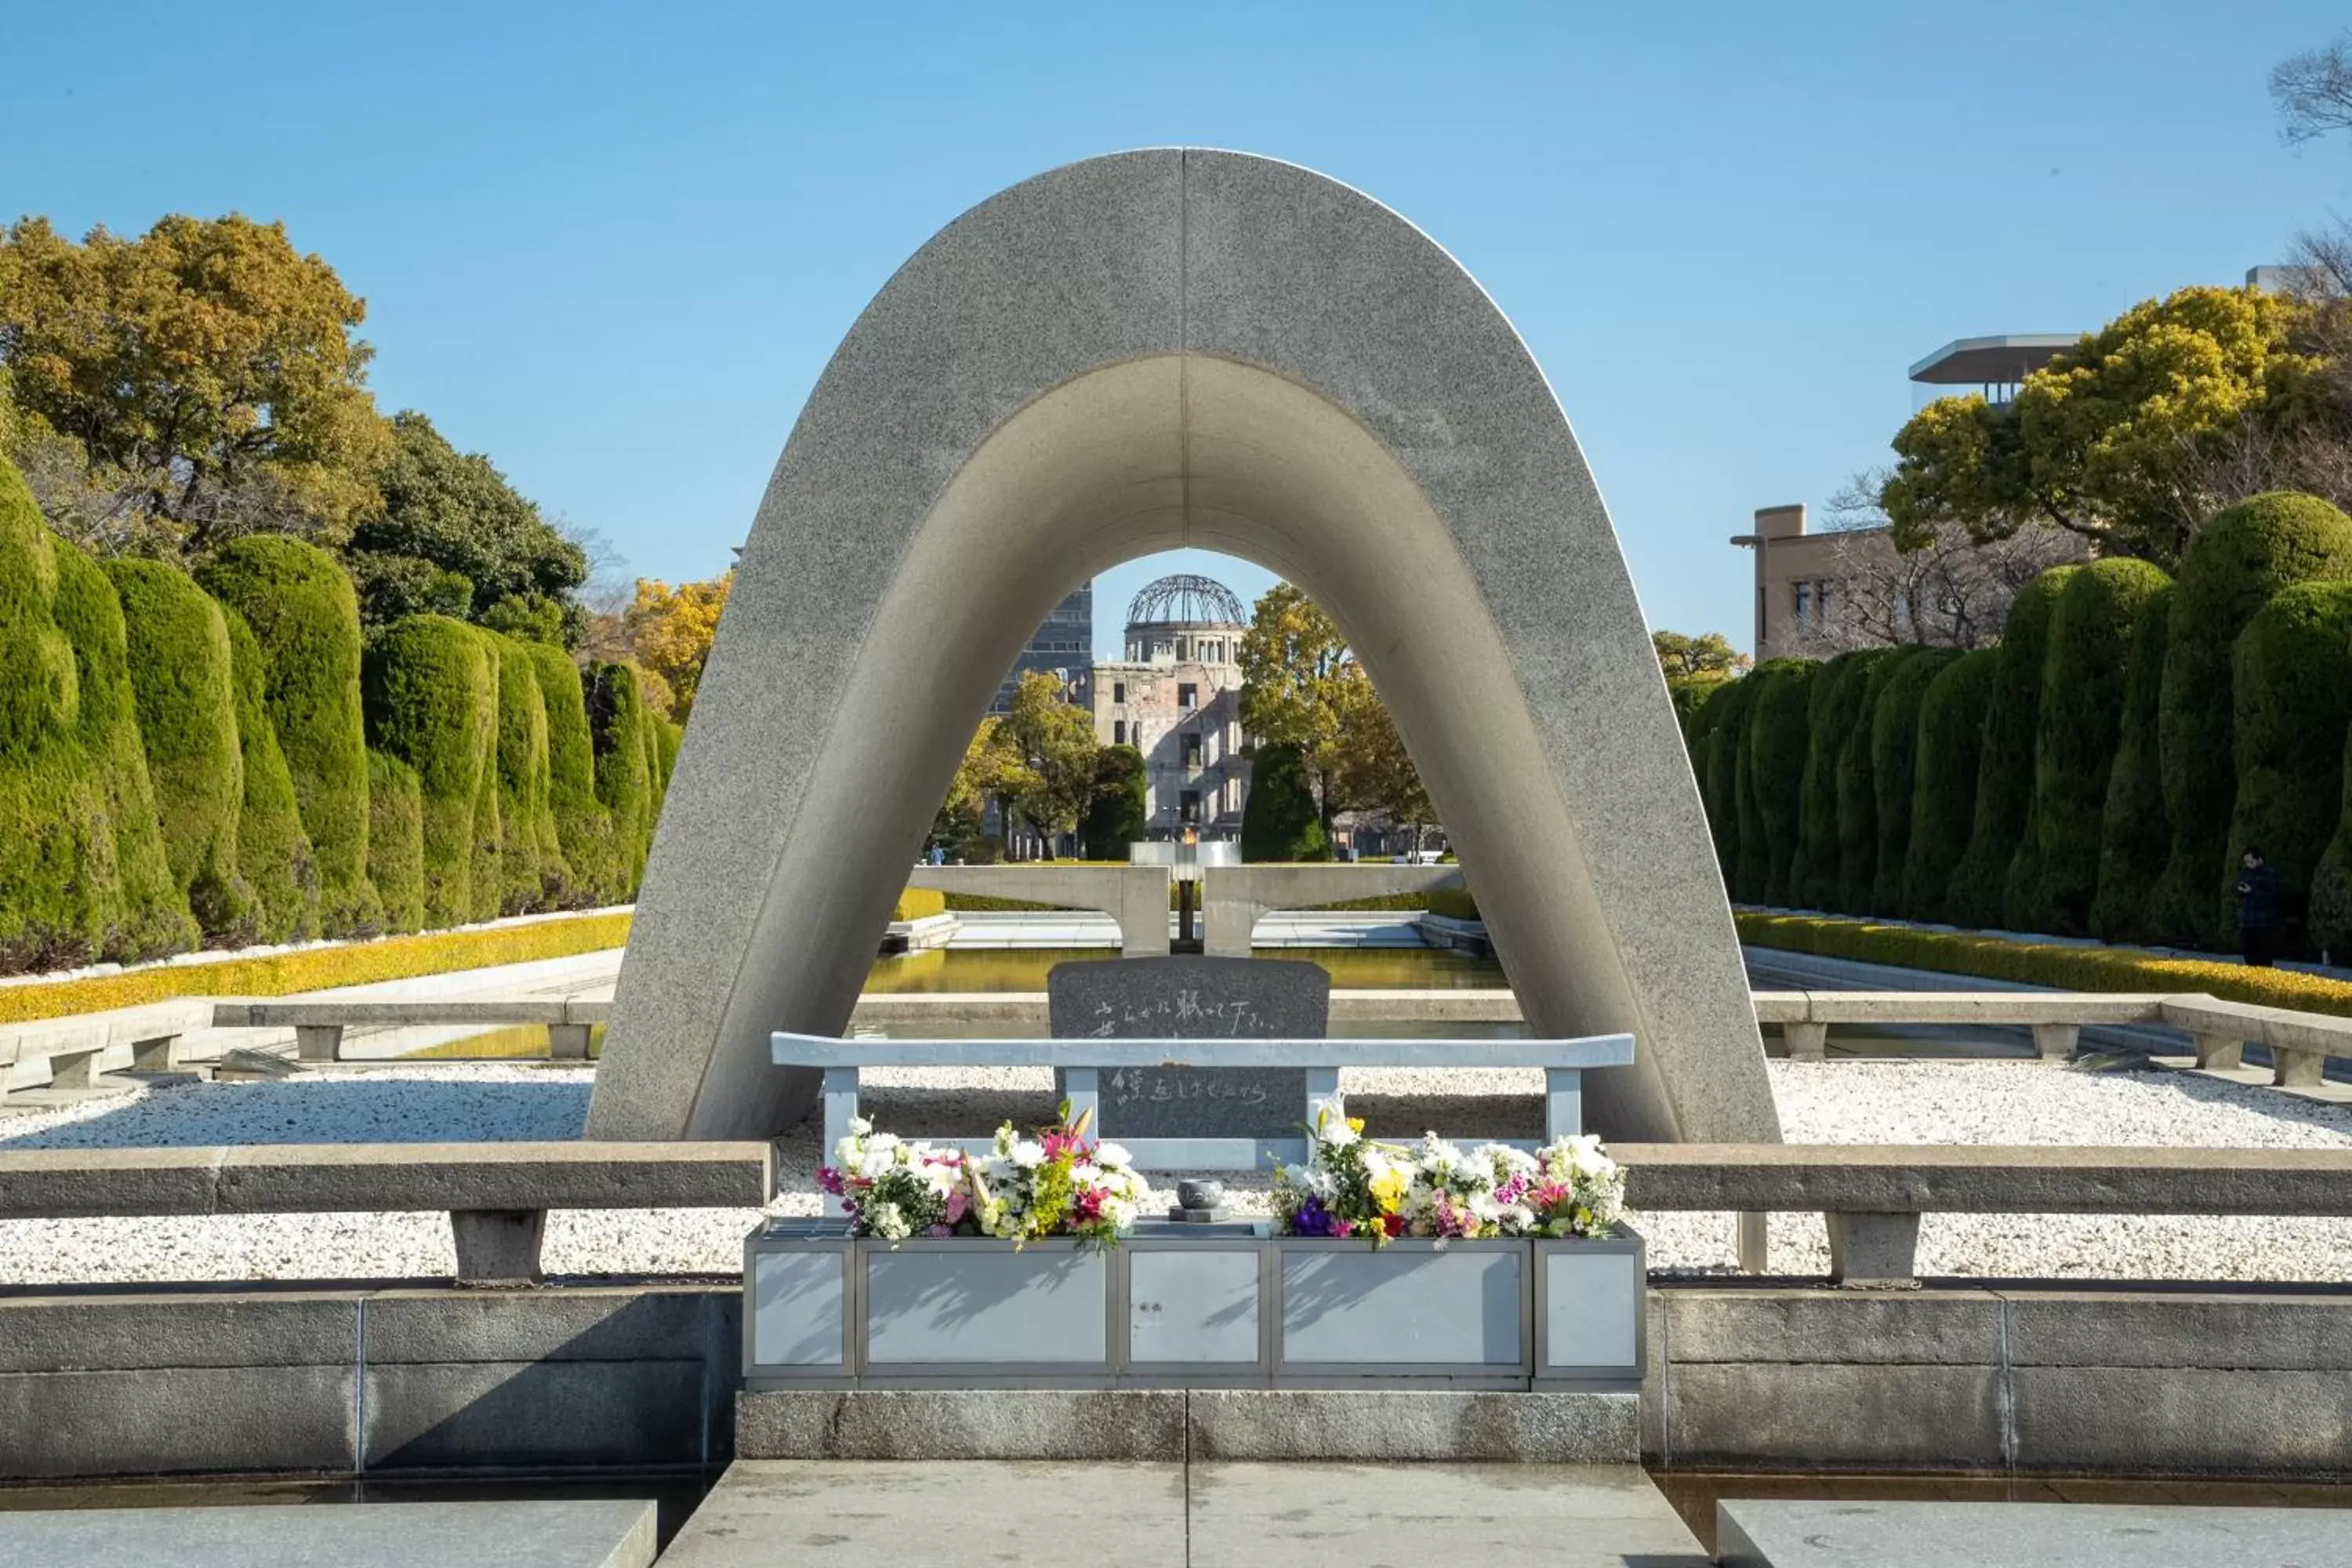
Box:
[655,1461,1704,1566]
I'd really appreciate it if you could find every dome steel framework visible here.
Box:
[1126,573,1247,627]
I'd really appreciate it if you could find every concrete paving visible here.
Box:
[1715,1497,2352,1566]
[0,1499,655,1566]
[655,1461,1704,1566]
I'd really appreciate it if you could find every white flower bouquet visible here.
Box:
[819,1103,1149,1246]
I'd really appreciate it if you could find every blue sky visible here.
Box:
[11,2,2352,655]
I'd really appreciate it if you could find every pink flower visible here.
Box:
[945,1190,970,1223]
[816,1166,845,1196]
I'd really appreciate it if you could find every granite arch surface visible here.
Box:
[587,149,1779,1147]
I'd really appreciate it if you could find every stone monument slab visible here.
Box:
[0,1500,656,1568]
[1716,1498,2352,1567]
[1048,956,1330,1140]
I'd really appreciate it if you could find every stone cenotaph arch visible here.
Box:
[587,149,1780,1149]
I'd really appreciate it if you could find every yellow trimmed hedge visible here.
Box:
[1736,910,2352,1019]
[891,888,948,921]
[0,909,632,1026]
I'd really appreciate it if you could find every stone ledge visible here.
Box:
[737,1388,1185,1461]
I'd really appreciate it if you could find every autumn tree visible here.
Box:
[1238,583,1427,840]
[0,214,389,556]
[622,572,732,722]
[1879,286,2325,568]
[1000,670,1099,854]
[1653,630,1750,684]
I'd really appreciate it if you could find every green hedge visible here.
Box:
[1793,651,1882,909]
[1081,744,1148,859]
[1737,909,2352,1019]
[53,541,198,963]
[1241,740,1327,862]
[366,749,426,935]
[1744,659,1816,905]
[365,615,497,928]
[2225,581,2352,953]
[587,662,655,893]
[0,456,123,973]
[1833,649,1904,913]
[2158,492,2352,946]
[1901,648,1998,921]
[524,639,612,906]
[198,536,383,936]
[2313,717,2352,961]
[489,635,561,915]
[2091,584,2176,944]
[1947,567,2074,928]
[106,558,255,944]
[1698,679,1755,896]
[1867,648,1959,914]
[2014,559,2170,935]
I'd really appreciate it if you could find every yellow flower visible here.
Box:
[1370,1167,1410,1214]
[1347,1116,1367,1134]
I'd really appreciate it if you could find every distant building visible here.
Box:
[993,583,1094,713]
[1076,574,1253,840]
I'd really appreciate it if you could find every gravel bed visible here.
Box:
[8,1058,2352,1285]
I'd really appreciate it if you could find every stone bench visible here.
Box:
[2154,994,2352,1084]
[1616,1142,2352,1287]
[0,1140,771,1285]
[1752,990,2172,1062]
[210,1000,612,1062]
[773,1033,1635,1215]
[0,1000,218,1099]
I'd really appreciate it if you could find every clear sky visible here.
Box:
[12,2,2352,655]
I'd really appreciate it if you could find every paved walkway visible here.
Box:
[655,1461,1704,1566]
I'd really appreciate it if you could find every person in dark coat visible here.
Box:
[2236,847,2280,968]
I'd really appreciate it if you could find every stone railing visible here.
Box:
[1,999,215,1098]
[1618,1142,2352,1287]
[0,1140,771,1286]
[209,1000,612,1062]
[1755,990,2352,1080]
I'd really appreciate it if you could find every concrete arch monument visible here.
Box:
[588,149,1780,1147]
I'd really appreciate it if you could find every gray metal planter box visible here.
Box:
[742,1221,1644,1390]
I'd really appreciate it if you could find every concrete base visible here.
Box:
[661,1460,1700,1567]
[735,1388,1639,1462]
[0,1501,655,1567]
[1716,1498,2352,1566]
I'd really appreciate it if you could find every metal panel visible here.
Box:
[1276,1240,1529,1373]
[1127,1248,1261,1365]
[862,1243,1111,1367]
[1533,1230,1647,1385]
[750,1249,850,1369]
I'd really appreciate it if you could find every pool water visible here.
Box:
[862,946,1508,993]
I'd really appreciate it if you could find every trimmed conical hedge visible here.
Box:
[2157,492,2352,946]
[2223,582,2352,953]
[1902,648,1998,921]
[2313,720,2352,963]
[489,634,563,915]
[1699,679,1755,894]
[1241,740,1327,861]
[1082,743,1149,859]
[0,456,123,973]
[53,542,198,963]
[198,536,383,936]
[366,749,426,935]
[364,615,497,928]
[106,558,256,944]
[1833,649,1902,913]
[2012,559,2170,935]
[1947,567,2075,928]
[524,640,612,906]
[1869,648,1960,915]
[220,609,321,944]
[587,662,655,893]
[1744,659,1817,906]
[2091,585,2176,945]
[1792,651,1884,910]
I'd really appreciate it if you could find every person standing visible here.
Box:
[2236,847,2280,968]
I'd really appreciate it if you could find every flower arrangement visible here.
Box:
[818,1104,1149,1246]
[1272,1098,1624,1245]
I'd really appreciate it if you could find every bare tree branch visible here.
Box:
[2274,33,2352,147]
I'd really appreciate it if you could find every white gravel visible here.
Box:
[9,1058,2352,1285]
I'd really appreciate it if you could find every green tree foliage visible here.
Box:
[1946,568,2075,928]
[366,750,426,935]
[1080,744,1149,859]
[1902,649,2000,921]
[1240,740,1329,862]
[197,535,383,935]
[1743,659,1817,906]
[2312,719,2352,961]
[1869,648,1961,914]
[364,616,496,928]
[2013,559,2172,935]
[1653,629,1751,686]
[1833,650,1903,913]
[2224,583,2352,953]
[931,716,1029,865]
[2157,493,2352,946]
[52,542,198,961]
[586,662,655,895]
[1793,652,1886,910]
[1239,583,1423,837]
[2091,585,2176,944]
[1697,679,1756,895]
[0,214,390,553]
[1881,287,2324,568]
[1001,670,1100,851]
[487,636,564,914]
[220,609,320,943]
[105,558,256,942]
[350,412,587,643]
[0,455,124,971]
[522,641,612,905]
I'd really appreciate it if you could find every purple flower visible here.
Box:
[816,1165,846,1196]
[1290,1197,1351,1238]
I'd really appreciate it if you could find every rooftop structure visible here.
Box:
[1907,333,2077,400]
